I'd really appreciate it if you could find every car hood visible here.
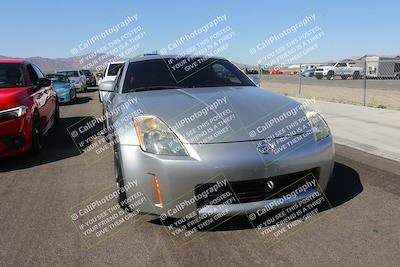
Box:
[53,82,71,90]
[117,86,311,144]
[0,87,30,108]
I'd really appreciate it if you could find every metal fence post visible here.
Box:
[258,64,262,87]
[298,63,302,96]
[363,60,367,106]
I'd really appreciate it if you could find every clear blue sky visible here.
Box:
[1,0,399,64]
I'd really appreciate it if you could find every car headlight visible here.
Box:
[134,116,188,156]
[305,110,330,141]
[0,105,28,123]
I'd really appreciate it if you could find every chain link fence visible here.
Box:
[259,58,400,110]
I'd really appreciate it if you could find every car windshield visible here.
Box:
[107,63,123,76]
[0,64,26,88]
[122,58,255,93]
[59,71,79,77]
[82,70,92,77]
[46,74,69,83]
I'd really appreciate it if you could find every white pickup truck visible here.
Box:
[315,62,363,80]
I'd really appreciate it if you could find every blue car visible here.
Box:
[46,73,76,104]
[301,68,315,77]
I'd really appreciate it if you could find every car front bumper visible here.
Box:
[119,134,334,218]
[56,91,71,103]
[0,116,32,158]
[315,70,328,76]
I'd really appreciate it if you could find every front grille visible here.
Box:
[316,68,324,71]
[195,169,319,209]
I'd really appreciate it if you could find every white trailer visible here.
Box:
[365,56,400,79]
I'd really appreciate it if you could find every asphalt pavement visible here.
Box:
[0,88,399,266]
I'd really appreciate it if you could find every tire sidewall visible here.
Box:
[31,112,42,153]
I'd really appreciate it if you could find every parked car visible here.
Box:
[0,59,58,158]
[57,70,87,92]
[301,68,315,77]
[46,73,76,104]
[98,61,124,103]
[80,69,96,87]
[271,69,283,74]
[245,68,259,75]
[315,62,363,80]
[99,55,334,218]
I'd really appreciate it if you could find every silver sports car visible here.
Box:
[99,55,334,219]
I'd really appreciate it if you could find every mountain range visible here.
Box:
[0,53,122,74]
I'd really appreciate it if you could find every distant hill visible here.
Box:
[0,53,123,74]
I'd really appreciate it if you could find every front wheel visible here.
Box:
[54,101,60,125]
[31,112,43,153]
[353,71,360,80]
[114,146,131,212]
[326,71,334,80]
[316,74,323,80]
[69,90,75,104]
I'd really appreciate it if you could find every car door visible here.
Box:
[26,64,46,128]
[336,63,346,75]
[32,64,55,128]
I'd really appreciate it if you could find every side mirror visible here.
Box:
[98,81,115,92]
[37,77,51,88]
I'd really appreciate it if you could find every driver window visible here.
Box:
[27,64,39,85]
[115,66,124,90]
[212,63,241,84]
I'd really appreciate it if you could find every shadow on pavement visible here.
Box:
[148,162,363,232]
[69,96,92,105]
[0,116,100,172]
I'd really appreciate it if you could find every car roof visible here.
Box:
[127,54,226,63]
[108,61,125,65]
[0,59,28,64]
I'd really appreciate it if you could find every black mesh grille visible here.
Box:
[195,169,319,209]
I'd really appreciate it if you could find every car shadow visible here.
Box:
[0,116,100,172]
[147,162,363,232]
[69,96,92,105]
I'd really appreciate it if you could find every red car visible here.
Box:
[0,59,59,158]
[271,69,283,75]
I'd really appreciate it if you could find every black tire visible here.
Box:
[316,74,323,80]
[31,112,42,154]
[326,71,334,80]
[69,90,75,104]
[341,75,348,80]
[396,73,400,80]
[54,101,60,125]
[102,105,111,143]
[353,71,360,80]
[114,146,131,212]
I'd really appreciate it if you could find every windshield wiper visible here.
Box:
[128,85,184,92]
